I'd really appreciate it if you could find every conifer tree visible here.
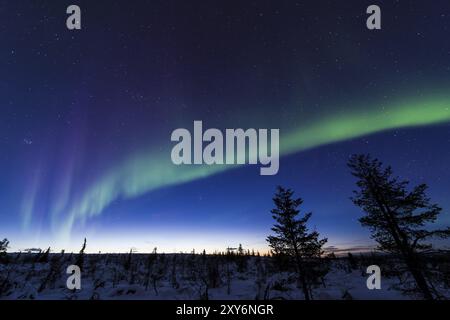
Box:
[75,238,87,271]
[0,238,9,263]
[348,154,450,300]
[267,186,328,300]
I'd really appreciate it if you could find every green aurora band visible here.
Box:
[56,95,450,237]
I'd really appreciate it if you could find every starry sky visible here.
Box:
[1,0,450,253]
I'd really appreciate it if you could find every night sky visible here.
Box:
[1,0,450,253]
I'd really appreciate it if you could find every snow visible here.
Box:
[0,253,446,300]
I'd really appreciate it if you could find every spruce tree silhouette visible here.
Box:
[348,154,450,300]
[75,238,87,272]
[0,238,8,262]
[267,186,327,300]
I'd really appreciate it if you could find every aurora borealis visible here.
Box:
[1,0,450,253]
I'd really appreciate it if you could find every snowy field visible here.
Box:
[0,251,448,300]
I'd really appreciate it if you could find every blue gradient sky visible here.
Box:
[1,0,450,253]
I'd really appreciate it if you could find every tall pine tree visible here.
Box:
[348,154,450,300]
[267,186,328,300]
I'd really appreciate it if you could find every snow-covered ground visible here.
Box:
[0,252,448,300]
